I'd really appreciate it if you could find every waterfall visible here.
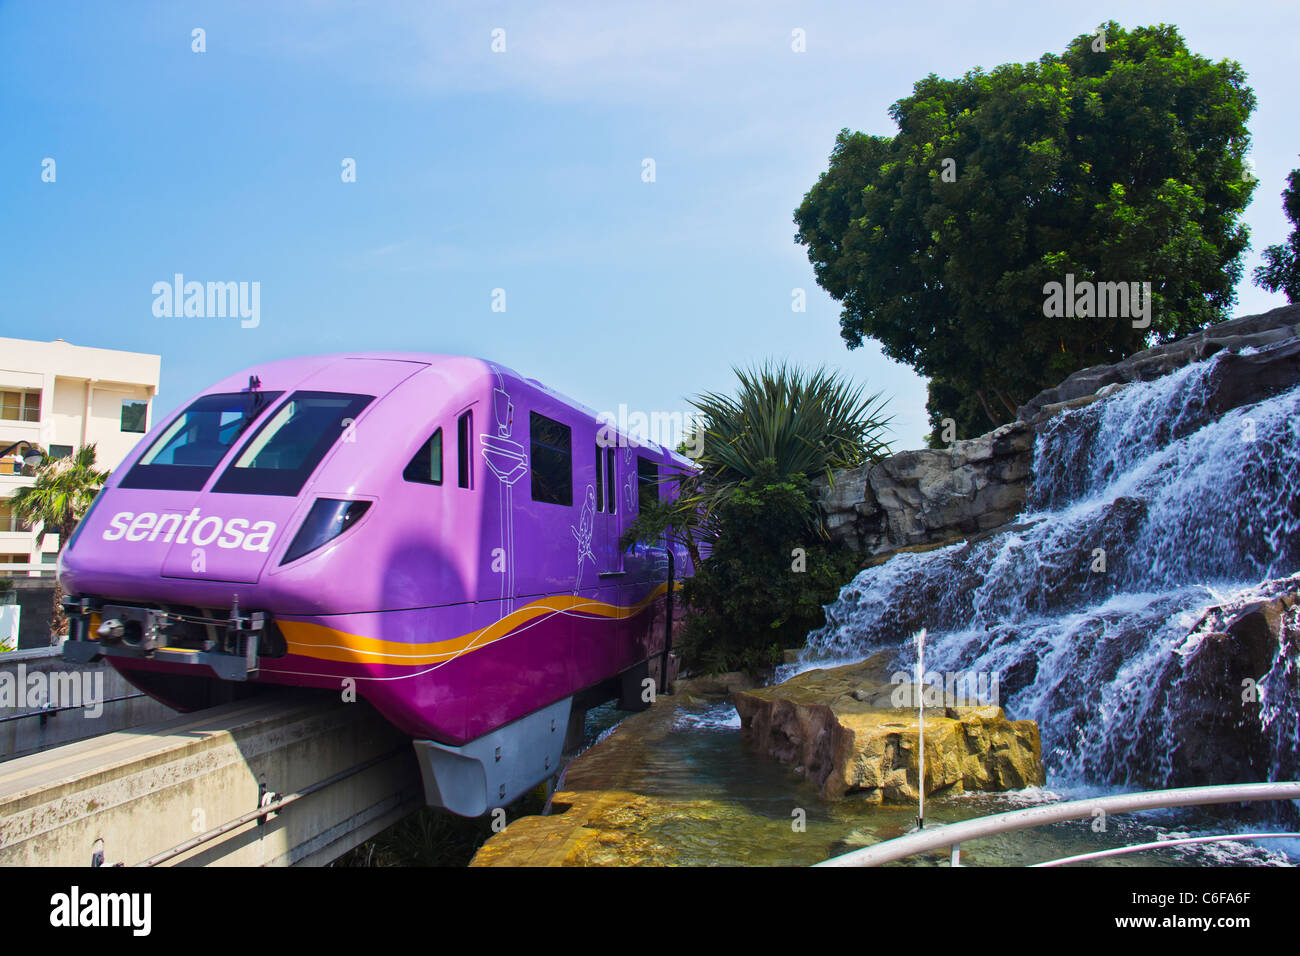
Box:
[802,349,1300,791]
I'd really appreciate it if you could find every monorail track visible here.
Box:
[0,689,422,866]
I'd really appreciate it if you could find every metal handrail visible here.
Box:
[0,693,148,724]
[816,780,1300,867]
[1032,832,1297,867]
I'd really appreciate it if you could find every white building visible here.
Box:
[0,337,161,572]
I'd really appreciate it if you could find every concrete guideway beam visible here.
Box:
[0,690,423,866]
[1,647,178,760]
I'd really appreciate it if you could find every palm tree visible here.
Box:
[623,362,893,561]
[10,444,110,642]
[691,361,893,487]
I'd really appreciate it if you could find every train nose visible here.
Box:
[155,497,299,584]
[63,488,301,591]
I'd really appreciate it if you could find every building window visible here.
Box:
[637,455,658,511]
[403,429,443,485]
[121,399,149,433]
[529,412,572,506]
[0,390,40,422]
[48,444,73,460]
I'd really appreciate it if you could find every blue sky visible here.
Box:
[2,1,1296,450]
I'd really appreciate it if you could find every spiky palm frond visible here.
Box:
[622,362,893,556]
[10,444,110,641]
[10,444,109,542]
[691,361,893,488]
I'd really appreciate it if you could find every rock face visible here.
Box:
[732,654,1044,802]
[471,701,679,867]
[1019,303,1300,422]
[816,304,1300,556]
[672,671,756,701]
[1129,581,1300,812]
[815,421,1033,556]
[470,789,692,867]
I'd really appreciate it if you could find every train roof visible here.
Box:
[203,352,697,467]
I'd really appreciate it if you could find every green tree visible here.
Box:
[10,445,109,642]
[674,465,860,675]
[794,22,1256,441]
[1253,159,1300,303]
[623,362,891,563]
[625,362,891,571]
[623,363,891,675]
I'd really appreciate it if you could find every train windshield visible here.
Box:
[212,391,374,496]
[119,390,283,491]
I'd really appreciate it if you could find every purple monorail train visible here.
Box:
[60,354,693,815]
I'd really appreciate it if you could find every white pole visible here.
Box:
[915,627,926,831]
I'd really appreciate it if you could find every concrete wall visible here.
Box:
[0,693,423,866]
[47,376,88,454]
[0,645,178,759]
[88,381,153,464]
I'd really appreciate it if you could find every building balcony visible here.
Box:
[0,419,42,441]
[0,562,55,579]
[0,475,35,499]
[0,514,34,533]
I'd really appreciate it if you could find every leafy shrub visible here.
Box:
[674,464,859,676]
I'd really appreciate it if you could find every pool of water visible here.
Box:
[567,701,1298,867]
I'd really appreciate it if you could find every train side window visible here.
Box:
[636,455,658,511]
[594,442,605,512]
[457,411,472,489]
[403,428,443,485]
[529,412,572,506]
[605,447,617,515]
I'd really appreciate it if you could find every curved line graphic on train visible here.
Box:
[60,353,696,816]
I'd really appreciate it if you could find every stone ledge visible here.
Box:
[469,697,693,866]
[817,304,1300,560]
[1019,303,1300,421]
[732,653,1044,803]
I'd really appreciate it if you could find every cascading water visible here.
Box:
[801,348,1300,794]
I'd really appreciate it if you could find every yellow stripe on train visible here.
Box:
[276,583,671,666]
